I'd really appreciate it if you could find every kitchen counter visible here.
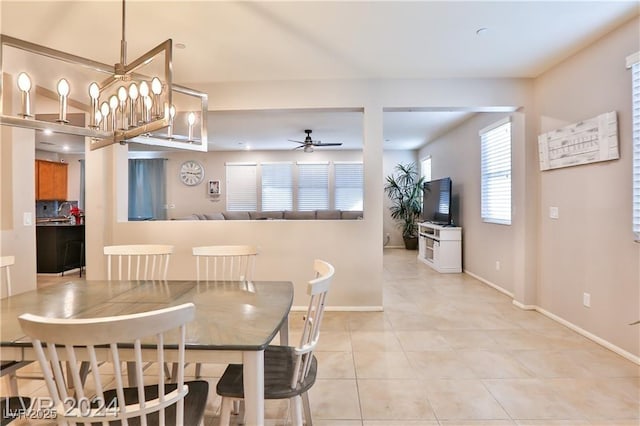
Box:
[36,224,85,273]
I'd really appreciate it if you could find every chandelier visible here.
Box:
[0,1,208,152]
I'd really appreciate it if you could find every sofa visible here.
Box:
[174,210,363,221]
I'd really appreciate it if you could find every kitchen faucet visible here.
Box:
[57,201,72,217]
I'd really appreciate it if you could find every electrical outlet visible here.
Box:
[549,206,559,219]
[495,261,501,271]
[23,212,33,226]
[583,292,591,308]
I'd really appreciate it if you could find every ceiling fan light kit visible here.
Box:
[0,0,208,152]
[289,129,343,153]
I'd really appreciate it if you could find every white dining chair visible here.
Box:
[0,255,15,298]
[104,244,174,280]
[192,245,258,281]
[179,245,259,379]
[18,303,209,426]
[216,259,335,426]
[0,255,36,397]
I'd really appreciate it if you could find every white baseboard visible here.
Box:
[465,270,640,366]
[290,305,383,312]
[384,245,404,249]
[512,300,537,310]
[463,269,514,298]
[534,306,640,366]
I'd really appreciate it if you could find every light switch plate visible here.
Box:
[549,206,559,219]
[23,212,33,226]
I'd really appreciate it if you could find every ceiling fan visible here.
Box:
[288,129,343,153]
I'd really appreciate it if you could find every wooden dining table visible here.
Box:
[0,279,294,425]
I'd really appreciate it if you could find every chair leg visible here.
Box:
[301,392,313,425]
[7,373,19,396]
[163,363,172,381]
[171,363,179,383]
[290,395,304,426]
[195,362,202,378]
[219,397,233,426]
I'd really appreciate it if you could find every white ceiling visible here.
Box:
[3,1,638,154]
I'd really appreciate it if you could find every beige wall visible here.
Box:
[383,150,418,248]
[160,149,363,218]
[1,74,37,297]
[83,78,530,310]
[418,112,522,295]
[534,17,639,357]
[417,17,639,358]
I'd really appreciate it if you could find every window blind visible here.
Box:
[297,162,329,211]
[226,163,257,211]
[480,118,512,225]
[421,156,432,182]
[335,162,363,211]
[261,162,293,211]
[632,61,640,238]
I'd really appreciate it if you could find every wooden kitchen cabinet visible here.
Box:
[35,160,68,200]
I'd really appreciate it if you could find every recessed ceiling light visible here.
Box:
[175,42,186,49]
[44,129,53,135]
[245,145,251,151]
[62,145,70,151]
[476,28,489,36]
[385,139,391,143]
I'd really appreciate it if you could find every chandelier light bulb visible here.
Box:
[100,102,110,117]
[100,102,110,131]
[128,83,139,100]
[167,105,176,139]
[139,81,149,98]
[17,72,32,92]
[57,79,70,97]
[95,110,102,126]
[109,95,118,131]
[56,78,70,124]
[117,86,128,129]
[17,72,32,118]
[187,112,196,142]
[88,82,100,100]
[117,86,128,102]
[151,77,162,95]
[88,82,101,128]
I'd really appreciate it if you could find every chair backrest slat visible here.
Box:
[291,259,334,388]
[19,303,195,425]
[192,245,258,281]
[0,255,15,298]
[104,245,174,281]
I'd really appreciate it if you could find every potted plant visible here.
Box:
[384,162,425,250]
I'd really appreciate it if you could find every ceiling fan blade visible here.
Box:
[288,139,305,144]
[292,145,304,150]
[314,142,343,147]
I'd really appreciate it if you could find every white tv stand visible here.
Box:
[418,222,462,273]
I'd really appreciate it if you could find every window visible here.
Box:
[629,52,640,239]
[480,118,512,225]
[297,162,329,211]
[335,162,363,211]
[226,163,257,211]
[261,162,293,211]
[421,156,432,182]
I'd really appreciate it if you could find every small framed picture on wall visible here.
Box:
[208,180,221,195]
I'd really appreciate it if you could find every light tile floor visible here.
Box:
[4,248,639,425]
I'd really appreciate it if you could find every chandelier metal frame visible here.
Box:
[0,1,208,152]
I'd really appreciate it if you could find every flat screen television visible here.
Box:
[422,177,452,225]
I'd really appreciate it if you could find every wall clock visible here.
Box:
[179,160,205,186]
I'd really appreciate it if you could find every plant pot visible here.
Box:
[403,236,418,250]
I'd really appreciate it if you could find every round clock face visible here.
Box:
[179,160,205,186]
